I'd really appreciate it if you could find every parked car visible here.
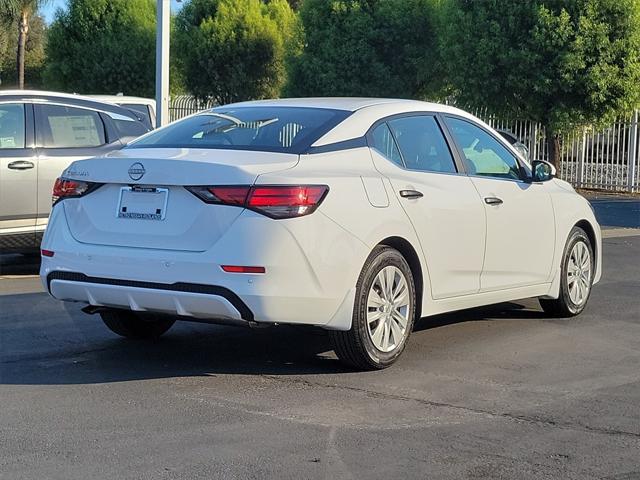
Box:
[40,98,601,369]
[497,129,531,160]
[0,90,150,252]
[89,95,157,129]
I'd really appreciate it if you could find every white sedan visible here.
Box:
[40,98,602,369]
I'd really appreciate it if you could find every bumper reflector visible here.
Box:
[41,249,55,257]
[221,265,266,274]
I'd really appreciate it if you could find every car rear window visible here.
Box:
[127,107,351,154]
[121,103,153,129]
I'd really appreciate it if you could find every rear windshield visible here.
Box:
[127,106,350,154]
[121,103,153,129]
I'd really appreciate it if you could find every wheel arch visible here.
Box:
[377,236,424,320]
[575,219,597,260]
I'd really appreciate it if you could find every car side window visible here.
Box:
[369,122,403,167]
[112,118,150,141]
[387,116,457,173]
[36,104,106,148]
[121,103,153,129]
[446,117,522,180]
[0,103,26,149]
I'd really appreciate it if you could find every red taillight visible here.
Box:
[41,249,55,257]
[221,265,266,274]
[187,185,328,219]
[52,177,96,205]
[208,186,250,206]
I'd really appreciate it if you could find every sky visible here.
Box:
[41,0,184,24]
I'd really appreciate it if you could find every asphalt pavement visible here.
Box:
[1,196,639,479]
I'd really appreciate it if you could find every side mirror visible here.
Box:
[531,160,556,182]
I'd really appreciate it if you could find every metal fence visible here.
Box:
[169,95,216,122]
[474,110,640,193]
[169,96,640,193]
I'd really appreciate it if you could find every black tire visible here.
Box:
[540,226,594,317]
[100,310,175,339]
[330,246,416,370]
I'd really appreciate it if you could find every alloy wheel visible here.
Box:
[567,240,592,306]
[366,266,411,353]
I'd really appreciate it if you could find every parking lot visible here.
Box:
[1,199,639,480]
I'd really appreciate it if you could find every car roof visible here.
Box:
[88,95,156,107]
[222,97,454,113]
[0,89,145,120]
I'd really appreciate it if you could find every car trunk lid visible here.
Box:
[61,148,298,252]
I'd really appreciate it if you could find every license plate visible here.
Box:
[117,186,169,221]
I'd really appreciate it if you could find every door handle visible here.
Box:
[484,196,504,206]
[399,190,424,199]
[8,160,35,170]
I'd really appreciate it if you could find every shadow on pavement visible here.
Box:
[0,297,544,385]
[0,253,40,276]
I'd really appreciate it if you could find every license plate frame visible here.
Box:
[117,186,169,221]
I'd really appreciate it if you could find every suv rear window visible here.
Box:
[121,103,153,129]
[127,107,350,154]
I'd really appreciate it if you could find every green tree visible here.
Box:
[0,14,46,88]
[44,0,157,96]
[175,0,301,104]
[441,0,640,166]
[1,0,49,89]
[285,0,444,99]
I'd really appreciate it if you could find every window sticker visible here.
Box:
[48,115,101,147]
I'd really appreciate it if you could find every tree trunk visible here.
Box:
[545,127,561,168]
[17,11,29,90]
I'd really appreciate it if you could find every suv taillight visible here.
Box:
[187,185,329,219]
[52,177,99,205]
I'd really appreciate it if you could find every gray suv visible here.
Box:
[0,91,150,252]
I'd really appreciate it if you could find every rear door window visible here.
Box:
[35,104,106,148]
[387,116,457,173]
[0,103,26,149]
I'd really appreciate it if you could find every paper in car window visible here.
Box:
[0,137,16,148]
[48,115,100,147]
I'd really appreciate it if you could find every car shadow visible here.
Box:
[0,253,41,276]
[0,297,548,385]
[414,300,547,332]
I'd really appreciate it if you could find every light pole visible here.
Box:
[155,0,171,128]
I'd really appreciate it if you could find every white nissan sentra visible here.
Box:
[40,98,601,369]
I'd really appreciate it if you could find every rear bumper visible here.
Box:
[46,271,253,323]
[40,204,369,330]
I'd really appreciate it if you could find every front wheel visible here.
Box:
[100,310,176,339]
[540,226,594,317]
[330,246,416,370]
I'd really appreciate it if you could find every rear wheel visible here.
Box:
[540,226,594,317]
[330,246,416,370]
[100,310,175,339]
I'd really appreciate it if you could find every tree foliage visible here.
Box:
[285,0,444,99]
[0,0,49,88]
[44,0,157,96]
[0,13,46,88]
[440,0,640,163]
[175,0,301,104]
